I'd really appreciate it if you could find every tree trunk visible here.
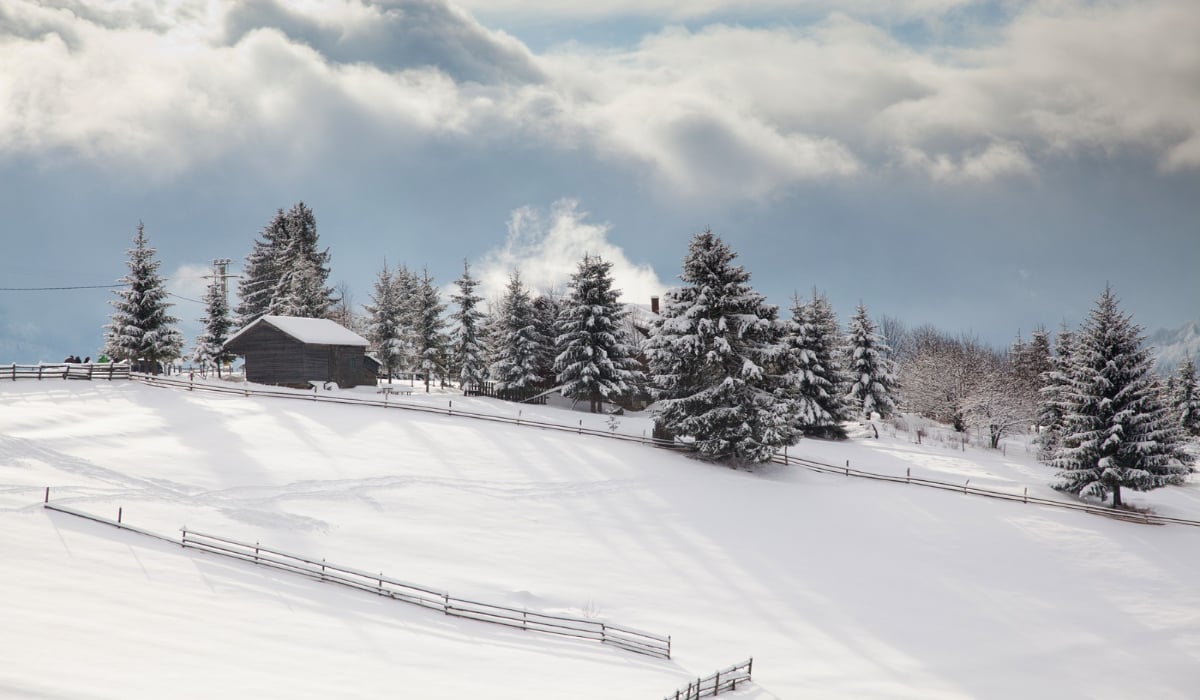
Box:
[1112,485,1123,508]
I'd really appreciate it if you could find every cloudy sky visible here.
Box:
[1,0,1197,361]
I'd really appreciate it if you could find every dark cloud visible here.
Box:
[223,0,543,85]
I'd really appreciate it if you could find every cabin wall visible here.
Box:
[227,324,371,388]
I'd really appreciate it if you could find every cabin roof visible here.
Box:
[226,315,369,348]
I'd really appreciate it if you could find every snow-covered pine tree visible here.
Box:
[450,260,487,391]
[490,271,547,396]
[364,262,404,383]
[1171,356,1200,437]
[1036,324,1076,463]
[270,203,333,318]
[553,254,643,413]
[413,268,448,393]
[844,303,897,421]
[192,276,233,377]
[235,209,287,327]
[104,223,183,373]
[782,291,850,438]
[1052,287,1193,507]
[390,265,421,375]
[532,294,561,389]
[272,253,330,318]
[646,229,794,465]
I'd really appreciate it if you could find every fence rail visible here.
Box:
[5,362,131,381]
[129,373,1200,530]
[39,499,670,659]
[666,658,753,699]
[182,529,670,659]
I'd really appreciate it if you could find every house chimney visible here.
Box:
[650,296,660,314]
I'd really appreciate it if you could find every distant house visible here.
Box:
[224,316,376,389]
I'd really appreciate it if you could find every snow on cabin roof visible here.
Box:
[226,316,368,347]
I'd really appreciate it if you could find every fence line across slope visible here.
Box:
[130,374,1200,529]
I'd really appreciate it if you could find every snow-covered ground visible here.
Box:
[2,379,1199,699]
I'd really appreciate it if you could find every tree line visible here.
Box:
[102,207,1197,504]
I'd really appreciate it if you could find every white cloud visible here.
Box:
[0,0,1197,199]
[475,199,666,306]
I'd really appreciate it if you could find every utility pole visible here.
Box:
[205,258,238,308]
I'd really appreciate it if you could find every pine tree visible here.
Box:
[104,223,183,373]
[450,260,487,391]
[781,291,849,439]
[1172,356,1200,437]
[646,229,793,465]
[270,203,332,318]
[236,209,287,327]
[364,262,404,383]
[1053,287,1192,507]
[192,276,233,377]
[490,271,546,395]
[1037,324,1076,462]
[413,268,448,393]
[554,254,643,413]
[844,303,897,421]
[532,294,561,389]
[390,265,421,374]
[236,202,333,325]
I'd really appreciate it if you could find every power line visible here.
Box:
[169,292,204,304]
[0,284,124,291]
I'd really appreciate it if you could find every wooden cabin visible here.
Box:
[224,316,375,389]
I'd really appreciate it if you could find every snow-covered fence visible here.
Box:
[665,658,752,700]
[773,453,1200,528]
[177,529,669,658]
[39,509,663,659]
[4,362,131,381]
[131,373,1200,529]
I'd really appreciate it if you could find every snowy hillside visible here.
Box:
[2,380,1199,699]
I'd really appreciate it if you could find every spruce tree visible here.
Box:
[236,202,333,325]
[413,268,448,393]
[531,294,561,389]
[450,261,487,391]
[391,265,421,374]
[104,223,183,373]
[844,303,897,421]
[236,209,287,327]
[192,276,233,377]
[781,291,849,439]
[490,271,546,395]
[1052,288,1192,507]
[270,203,332,318]
[1172,356,1200,437]
[364,262,404,383]
[1037,324,1076,462]
[554,254,643,413]
[646,229,793,465]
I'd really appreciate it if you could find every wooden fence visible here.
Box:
[130,373,1200,530]
[4,362,131,381]
[665,659,753,699]
[40,499,670,660]
[463,381,549,405]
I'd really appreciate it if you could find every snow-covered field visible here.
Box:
[2,379,1199,699]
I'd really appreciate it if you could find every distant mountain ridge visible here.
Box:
[1148,320,1200,373]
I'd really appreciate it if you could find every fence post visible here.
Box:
[181,527,187,548]
[38,365,43,380]
[523,610,527,630]
[44,486,49,503]
[964,479,970,494]
[11,363,16,380]
[1024,487,1028,503]
[845,459,850,475]
[906,467,910,483]
[714,670,721,695]
[117,507,122,524]
[255,543,260,562]
[579,420,583,434]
